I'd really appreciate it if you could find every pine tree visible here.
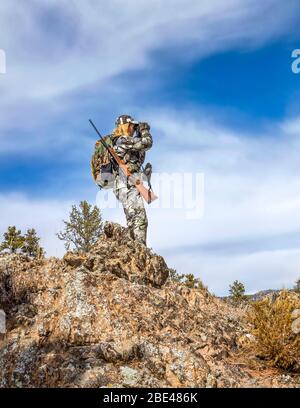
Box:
[183,273,198,288]
[229,280,246,303]
[57,201,103,252]
[182,273,205,289]
[37,246,46,259]
[294,278,300,294]
[22,228,43,257]
[168,268,184,283]
[0,226,24,254]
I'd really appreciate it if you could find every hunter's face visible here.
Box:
[128,123,135,136]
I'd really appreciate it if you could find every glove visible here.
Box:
[116,136,133,150]
[138,122,150,133]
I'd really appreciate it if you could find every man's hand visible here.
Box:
[131,122,152,151]
[116,136,133,150]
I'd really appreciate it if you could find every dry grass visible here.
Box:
[247,290,300,371]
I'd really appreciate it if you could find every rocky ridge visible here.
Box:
[0,223,299,388]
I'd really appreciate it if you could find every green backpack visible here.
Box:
[91,135,115,189]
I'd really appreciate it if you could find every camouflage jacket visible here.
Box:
[111,122,153,189]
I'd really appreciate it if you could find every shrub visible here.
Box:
[57,201,103,252]
[168,270,208,291]
[22,228,44,257]
[0,226,24,254]
[229,280,246,303]
[183,273,199,289]
[168,268,184,283]
[247,290,300,371]
[294,278,300,294]
[183,273,207,290]
[0,227,44,258]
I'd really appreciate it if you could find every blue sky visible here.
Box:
[1,0,300,295]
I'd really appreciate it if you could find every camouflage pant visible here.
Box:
[113,177,148,245]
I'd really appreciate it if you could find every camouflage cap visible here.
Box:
[115,114,138,127]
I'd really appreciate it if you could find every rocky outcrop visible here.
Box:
[63,222,169,289]
[0,223,299,388]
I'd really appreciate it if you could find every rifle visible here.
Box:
[89,119,158,204]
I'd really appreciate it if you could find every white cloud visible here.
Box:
[125,109,300,294]
[0,0,299,136]
[168,248,300,295]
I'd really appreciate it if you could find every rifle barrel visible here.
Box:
[89,119,110,150]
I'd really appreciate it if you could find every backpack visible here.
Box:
[91,135,115,189]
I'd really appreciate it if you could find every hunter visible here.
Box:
[91,115,152,245]
[110,114,153,245]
